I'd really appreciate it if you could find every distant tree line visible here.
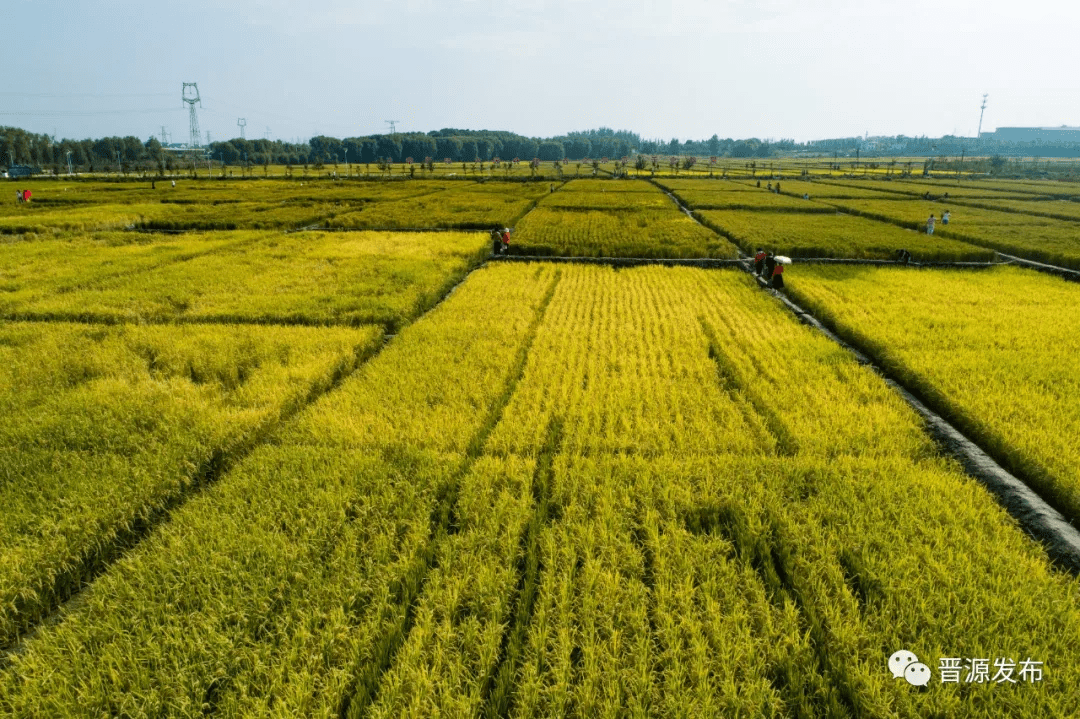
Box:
[6,124,1080,175]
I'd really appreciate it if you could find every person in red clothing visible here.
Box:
[753,248,766,276]
[771,262,785,289]
[22,189,31,203]
[501,227,511,253]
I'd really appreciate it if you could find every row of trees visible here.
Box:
[8,124,1080,174]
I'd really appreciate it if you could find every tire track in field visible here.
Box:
[337,269,562,719]
[0,257,504,665]
[478,416,563,719]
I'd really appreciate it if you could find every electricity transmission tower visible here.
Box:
[160,126,169,145]
[385,120,400,134]
[237,118,246,139]
[182,83,202,149]
[264,127,271,140]
[977,93,989,140]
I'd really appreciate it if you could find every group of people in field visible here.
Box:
[753,248,786,289]
[926,210,951,235]
[491,227,511,254]
[14,189,32,203]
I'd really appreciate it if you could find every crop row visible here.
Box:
[5,230,489,330]
[3,265,1078,717]
[326,183,547,230]
[512,207,738,259]
[0,181,543,235]
[656,179,837,212]
[786,263,1080,525]
[696,208,993,261]
[820,198,1080,269]
[0,321,384,650]
[0,231,255,314]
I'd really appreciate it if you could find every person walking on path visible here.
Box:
[771,261,785,289]
[491,227,503,255]
[926,214,936,235]
[500,227,511,254]
[764,253,777,283]
[754,248,767,276]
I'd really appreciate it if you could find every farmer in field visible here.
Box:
[754,248,767,276]
[764,253,777,283]
[926,214,936,235]
[22,190,30,203]
[501,227,511,254]
[775,182,781,193]
[896,249,913,263]
[491,227,503,255]
[771,261,785,289]
[942,210,950,225]
[16,190,22,203]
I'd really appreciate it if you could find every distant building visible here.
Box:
[987,126,1080,143]
[5,165,41,178]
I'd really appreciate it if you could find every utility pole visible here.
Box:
[65,150,73,176]
[977,93,989,140]
[237,118,246,139]
[182,82,202,149]
[385,120,399,134]
[264,127,271,141]
[206,131,212,146]
[344,147,349,177]
[161,126,168,145]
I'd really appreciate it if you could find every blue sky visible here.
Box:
[2,0,1077,143]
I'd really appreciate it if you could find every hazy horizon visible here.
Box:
[3,0,1077,144]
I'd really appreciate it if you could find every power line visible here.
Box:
[0,92,175,99]
[0,108,178,117]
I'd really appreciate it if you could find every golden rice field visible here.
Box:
[2,173,1080,718]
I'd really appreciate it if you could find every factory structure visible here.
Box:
[984,126,1080,144]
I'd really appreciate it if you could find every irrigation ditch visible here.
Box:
[750,272,1080,574]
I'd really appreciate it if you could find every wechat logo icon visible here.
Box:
[889,650,931,687]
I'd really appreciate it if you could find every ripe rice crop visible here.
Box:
[826,198,1080,268]
[0,321,383,649]
[0,203,179,235]
[0,231,256,315]
[948,197,1080,223]
[657,180,836,212]
[539,181,674,211]
[757,179,914,200]
[326,183,546,230]
[0,263,560,716]
[697,208,993,261]
[813,179,1045,201]
[511,207,738,258]
[3,265,1077,718]
[786,263,1080,524]
[15,230,489,329]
